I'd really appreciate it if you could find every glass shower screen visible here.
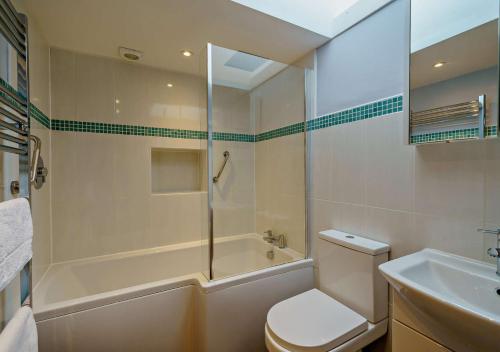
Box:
[206,43,307,280]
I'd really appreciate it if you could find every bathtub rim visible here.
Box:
[33,234,312,322]
[35,259,313,322]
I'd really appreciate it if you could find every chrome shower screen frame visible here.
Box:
[206,43,214,280]
[205,43,311,281]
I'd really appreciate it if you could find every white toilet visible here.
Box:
[265,230,390,352]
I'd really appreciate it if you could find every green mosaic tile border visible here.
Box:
[213,132,255,142]
[411,125,498,144]
[3,77,407,142]
[51,119,209,139]
[256,122,304,141]
[30,104,50,129]
[308,95,403,132]
[5,74,499,146]
[50,119,257,142]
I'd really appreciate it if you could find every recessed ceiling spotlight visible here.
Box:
[433,61,446,68]
[167,83,173,88]
[181,50,193,57]
[119,47,143,61]
[115,99,120,104]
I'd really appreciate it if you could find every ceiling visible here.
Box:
[20,0,330,76]
[411,20,498,89]
[232,0,360,37]
[411,0,498,52]
[212,45,287,90]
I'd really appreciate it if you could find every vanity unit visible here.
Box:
[380,249,500,352]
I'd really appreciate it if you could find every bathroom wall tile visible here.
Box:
[255,133,306,254]
[413,213,484,261]
[145,67,205,131]
[414,141,485,223]
[309,127,332,201]
[113,61,151,126]
[48,47,310,262]
[483,138,500,226]
[330,121,366,205]
[50,48,77,120]
[254,66,305,133]
[364,207,415,259]
[309,198,341,261]
[51,132,115,261]
[271,134,305,254]
[330,201,367,237]
[365,113,414,211]
[150,193,204,245]
[212,140,255,237]
[213,85,252,134]
[27,20,50,116]
[111,135,151,199]
[75,53,115,123]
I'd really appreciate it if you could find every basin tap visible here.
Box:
[477,228,500,276]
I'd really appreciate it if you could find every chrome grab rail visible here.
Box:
[29,134,40,183]
[213,150,229,183]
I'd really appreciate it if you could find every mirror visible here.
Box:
[409,0,499,144]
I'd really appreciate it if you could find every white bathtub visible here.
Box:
[34,234,313,352]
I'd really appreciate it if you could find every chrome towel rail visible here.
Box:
[0,0,32,321]
[411,95,486,139]
[411,96,484,127]
[213,151,230,183]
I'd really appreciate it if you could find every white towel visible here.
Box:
[0,198,33,291]
[0,306,38,352]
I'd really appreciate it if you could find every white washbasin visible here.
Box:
[379,249,500,352]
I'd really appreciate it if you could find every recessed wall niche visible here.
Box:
[151,148,203,193]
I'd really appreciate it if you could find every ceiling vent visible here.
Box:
[119,47,143,61]
[225,51,267,72]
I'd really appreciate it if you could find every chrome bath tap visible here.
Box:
[477,228,500,276]
[263,230,287,249]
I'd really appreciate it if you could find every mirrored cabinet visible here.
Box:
[409,0,499,144]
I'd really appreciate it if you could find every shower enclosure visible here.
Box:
[205,44,308,280]
[30,36,311,352]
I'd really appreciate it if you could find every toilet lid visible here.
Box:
[267,289,368,352]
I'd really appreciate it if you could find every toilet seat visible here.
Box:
[266,289,368,352]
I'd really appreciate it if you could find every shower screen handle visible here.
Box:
[213,151,230,183]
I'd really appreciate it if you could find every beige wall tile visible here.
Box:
[51,131,211,261]
[50,48,76,120]
[75,53,115,122]
[309,127,333,201]
[253,66,305,133]
[49,48,308,263]
[365,114,414,211]
[414,141,484,223]
[310,114,493,264]
[330,121,366,205]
